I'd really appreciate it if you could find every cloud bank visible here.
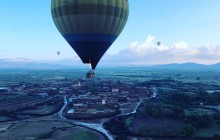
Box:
[101,35,220,66]
[2,35,219,68]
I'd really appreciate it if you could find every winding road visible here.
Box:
[58,95,114,140]
[58,88,158,140]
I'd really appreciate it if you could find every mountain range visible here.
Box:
[0,58,220,69]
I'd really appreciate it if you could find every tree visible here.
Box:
[138,125,151,136]
[115,135,129,140]
[96,104,105,111]
[0,109,8,115]
[144,102,164,118]
[171,106,185,119]
[125,116,134,130]
[186,114,213,129]
[180,123,196,137]
[171,93,191,104]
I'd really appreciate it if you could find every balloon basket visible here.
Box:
[86,70,95,79]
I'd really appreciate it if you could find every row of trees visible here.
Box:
[144,102,185,119]
[143,101,214,128]
[137,123,196,137]
[168,90,220,106]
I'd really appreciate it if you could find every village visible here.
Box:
[1,76,220,121]
[0,78,153,121]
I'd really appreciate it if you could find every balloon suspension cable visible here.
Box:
[89,63,92,70]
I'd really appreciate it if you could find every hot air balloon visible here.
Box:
[57,51,60,55]
[157,42,161,46]
[51,0,129,72]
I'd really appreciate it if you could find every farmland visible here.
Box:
[0,67,220,139]
[0,117,105,140]
[0,94,63,122]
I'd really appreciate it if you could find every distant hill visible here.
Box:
[0,58,33,68]
[0,58,88,69]
[211,62,220,67]
[146,62,220,70]
[161,62,205,67]
[0,58,220,69]
[0,58,81,69]
[153,62,208,69]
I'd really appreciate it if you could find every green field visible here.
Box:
[60,131,100,140]
[1,67,220,84]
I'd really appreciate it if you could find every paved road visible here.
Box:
[58,95,67,120]
[59,96,114,140]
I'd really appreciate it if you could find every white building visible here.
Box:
[112,88,119,93]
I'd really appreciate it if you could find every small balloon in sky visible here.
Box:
[157,42,161,46]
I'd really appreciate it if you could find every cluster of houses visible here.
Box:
[1,76,220,120]
[64,79,152,119]
[0,78,153,119]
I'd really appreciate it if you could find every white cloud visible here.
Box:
[101,35,220,66]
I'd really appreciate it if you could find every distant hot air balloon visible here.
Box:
[57,51,60,55]
[157,42,161,46]
[51,0,129,70]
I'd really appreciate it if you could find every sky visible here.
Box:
[1,0,220,66]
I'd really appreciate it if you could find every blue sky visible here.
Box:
[1,0,220,65]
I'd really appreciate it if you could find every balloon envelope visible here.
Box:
[51,0,129,69]
[57,51,60,55]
